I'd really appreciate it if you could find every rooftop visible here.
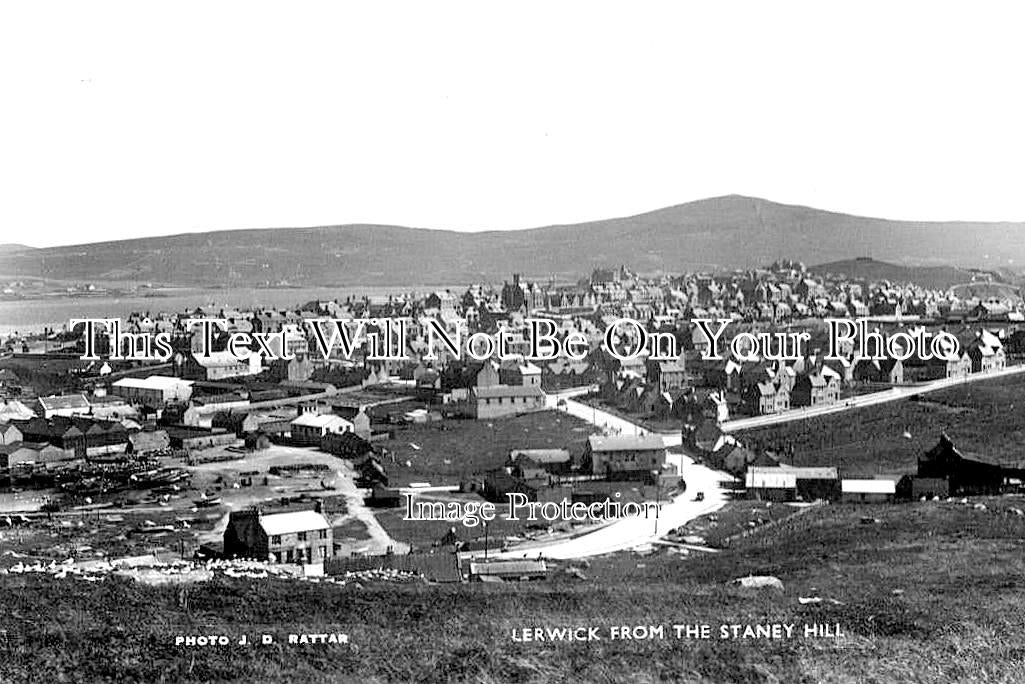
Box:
[259,510,331,536]
[587,434,666,452]
[112,376,193,390]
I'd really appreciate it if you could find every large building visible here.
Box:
[36,394,91,418]
[111,376,194,406]
[470,385,546,419]
[583,434,667,480]
[223,508,333,565]
[468,361,546,419]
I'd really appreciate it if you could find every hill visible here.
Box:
[808,257,999,290]
[1,196,1024,287]
[0,243,34,254]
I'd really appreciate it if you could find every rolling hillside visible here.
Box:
[808,258,1007,291]
[1,196,1024,287]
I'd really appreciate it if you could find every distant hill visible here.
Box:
[0,244,34,254]
[1,196,1024,287]
[808,258,995,290]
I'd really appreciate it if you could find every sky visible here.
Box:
[2,1,1024,248]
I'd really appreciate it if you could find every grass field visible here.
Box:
[669,499,811,548]
[734,374,1025,475]
[377,410,594,487]
[4,498,1025,682]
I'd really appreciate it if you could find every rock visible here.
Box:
[730,575,784,591]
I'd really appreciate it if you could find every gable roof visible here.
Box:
[290,413,352,429]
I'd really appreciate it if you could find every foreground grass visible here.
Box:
[3,500,1025,683]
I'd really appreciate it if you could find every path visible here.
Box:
[484,396,732,560]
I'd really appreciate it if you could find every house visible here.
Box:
[330,405,372,440]
[245,431,272,451]
[645,355,687,393]
[182,351,262,381]
[509,449,572,476]
[111,376,194,406]
[499,361,542,388]
[966,331,1006,373]
[841,479,896,503]
[583,434,667,481]
[165,426,240,450]
[742,380,790,415]
[469,385,545,419]
[0,423,23,446]
[791,370,840,408]
[906,352,972,381]
[267,355,315,383]
[852,358,904,385]
[211,411,260,437]
[290,413,354,445]
[224,508,333,565]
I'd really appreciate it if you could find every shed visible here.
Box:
[841,479,896,503]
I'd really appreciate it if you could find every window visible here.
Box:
[318,529,327,540]
[270,535,281,545]
[297,531,307,542]
[319,545,328,559]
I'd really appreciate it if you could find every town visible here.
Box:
[2,258,1025,589]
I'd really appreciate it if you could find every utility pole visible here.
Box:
[652,470,661,536]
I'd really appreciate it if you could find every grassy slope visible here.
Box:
[734,375,1025,476]
[3,500,1025,683]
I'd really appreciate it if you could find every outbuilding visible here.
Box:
[841,479,896,503]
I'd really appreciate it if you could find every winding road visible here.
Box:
[480,391,732,560]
